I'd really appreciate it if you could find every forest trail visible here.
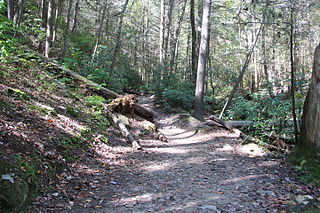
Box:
[32,97,317,213]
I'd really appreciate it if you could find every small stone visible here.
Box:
[295,195,314,204]
[257,190,275,197]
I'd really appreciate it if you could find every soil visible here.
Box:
[29,96,320,213]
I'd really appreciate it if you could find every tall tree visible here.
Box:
[110,0,130,71]
[62,0,73,59]
[52,0,63,42]
[289,0,299,142]
[45,0,54,57]
[13,0,25,26]
[190,0,197,83]
[194,0,211,120]
[299,43,320,149]
[92,3,108,60]
[7,0,14,21]
[71,0,80,33]
[159,0,165,63]
[170,0,187,73]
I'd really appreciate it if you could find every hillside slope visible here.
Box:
[0,46,124,212]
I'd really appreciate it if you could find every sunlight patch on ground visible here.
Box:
[238,143,266,157]
[115,192,160,205]
[141,162,174,172]
[217,144,233,152]
[149,147,189,154]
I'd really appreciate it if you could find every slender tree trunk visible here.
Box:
[71,0,80,33]
[159,0,165,63]
[164,0,174,63]
[219,23,264,118]
[170,0,187,73]
[52,0,63,42]
[194,0,211,120]
[62,0,73,59]
[190,0,197,84]
[289,3,299,142]
[110,0,130,71]
[41,0,48,27]
[13,0,25,26]
[7,0,15,21]
[92,4,108,60]
[45,0,54,57]
[299,43,320,149]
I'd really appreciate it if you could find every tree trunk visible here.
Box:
[71,0,80,33]
[13,0,25,26]
[219,23,264,118]
[110,0,130,71]
[159,0,165,63]
[92,3,108,60]
[289,3,299,143]
[299,43,320,149]
[190,0,197,84]
[52,0,63,42]
[194,0,211,120]
[45,0,54,57]
[7,0,15,21]
[164,0,174,63]
[170,0,187,73]
[61,0,73,59]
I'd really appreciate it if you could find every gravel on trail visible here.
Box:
[30,97,319,213]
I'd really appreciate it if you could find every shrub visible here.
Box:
[162,89,194,111]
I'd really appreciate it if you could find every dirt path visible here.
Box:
[31,97,318,212]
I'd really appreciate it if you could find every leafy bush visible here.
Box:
[226,92,304,138]
[162,88,194,111]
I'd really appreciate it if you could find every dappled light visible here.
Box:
[1,0,320,212]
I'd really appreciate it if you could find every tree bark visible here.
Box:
[299,43,320,149]
[190,0,197,83]
[7,0,15,21]
[13,0,25,26]
[71,0,80,33]
[194,0,211,120]
[110,0,130,71]
[159,0,165,63]
[45,0,54,57]
[164,0,174,63]
[289,3,299,143]
[170,0,187,73]
[92,3,108,60]
[61,0,73,59]
[52,0,63,42]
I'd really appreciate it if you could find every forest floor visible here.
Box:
[30,96,320,213]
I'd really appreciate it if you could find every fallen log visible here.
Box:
[22,45,157,123]
[104,105,142,150]
[208,115,233,131]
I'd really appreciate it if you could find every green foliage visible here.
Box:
[66,106,79,118]
[288,147,320,186]
[162,89,194,111]
[0,17,17,59]
[13,154,37,182]
[5,88,30,100]
[226,92,304,138]
[58,136,82,162]
[85,96,107,108]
